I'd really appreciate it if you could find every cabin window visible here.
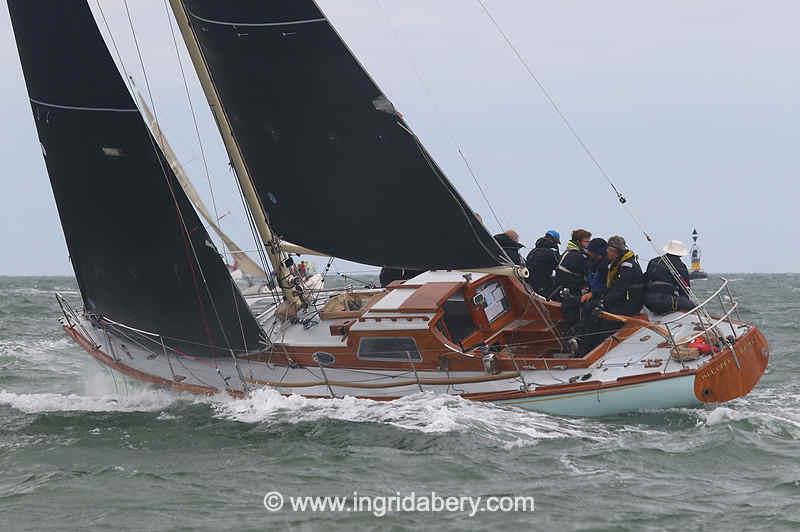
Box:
[475,281,509,323]
[357,337,421,361]
[441,290,476,343]
[312,351,336,366]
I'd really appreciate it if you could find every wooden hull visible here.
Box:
[64,319,769,418]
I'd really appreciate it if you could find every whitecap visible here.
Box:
[1,287,75,296]
[694,400,800,438]
[212,388,611,448]
[0,387,180,414]
[0,337,85,376]
[0,337,74,356]
[699,406,747,425]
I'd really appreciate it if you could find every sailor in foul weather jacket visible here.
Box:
[644,254,693,314]
[525,235,560,296]
[493,231,525,266]
[552,240,589,300]
[602,251,645,316]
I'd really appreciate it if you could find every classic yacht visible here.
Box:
[8,0,767,416]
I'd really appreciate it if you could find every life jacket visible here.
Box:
[607,250,636,288]
[553,241,589,297]
[556,241,586,279]
[605,251,645,315]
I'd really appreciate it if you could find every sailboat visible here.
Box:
[689,229,709,280]
[8,0,768,416]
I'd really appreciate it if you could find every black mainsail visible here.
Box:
[172,0,510,271]
[8,0,262,357]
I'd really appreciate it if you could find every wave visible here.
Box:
[0,287,79,297]
[0,337,85,374]
[694,399,800,438]
[698,406,749,425]
[0,337,74,356]
[0,368,185,414]
[212,388,611,448]
[1,378,612,448]
[0,388,181,414]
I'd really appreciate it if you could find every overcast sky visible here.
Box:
[0,1,797,275]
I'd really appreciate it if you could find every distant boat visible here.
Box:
[689,229,709,280]
[8,0,768,417]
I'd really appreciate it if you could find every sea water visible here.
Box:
[1,275,798,530]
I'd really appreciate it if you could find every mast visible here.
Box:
[167,1,523,279]
[167,0,302,307]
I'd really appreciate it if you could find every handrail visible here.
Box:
[53,293,247,388]
[55,293,99,348]
[676,302,739,346]
[661,277,744,360]
[99,315,161,338]
[663,277,730,325]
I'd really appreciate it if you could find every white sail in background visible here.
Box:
[135,91,267,282]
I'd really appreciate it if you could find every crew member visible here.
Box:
[525,229,560,296]
[602,236,644,316]
[551,229,592,331]
[577,236,644,355]
[493,229,525,265]
[585,238,608,295]
[644,240,694,314]
[552,229,592,301]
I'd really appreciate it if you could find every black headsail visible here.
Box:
[172,0,510,271]
[8,0,262,357]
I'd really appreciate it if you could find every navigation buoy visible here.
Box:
[689,229,708,280]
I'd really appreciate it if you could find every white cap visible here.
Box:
[662,240,689,257]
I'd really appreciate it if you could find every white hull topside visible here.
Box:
[57,271,768,418]
[63,311,740,418]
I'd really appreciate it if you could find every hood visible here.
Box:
[494,233,524,250]
[535,236,558,249]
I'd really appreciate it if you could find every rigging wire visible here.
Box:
[374,0,506,235]
[474,0,711,313]
[160,0,255,349]
[120,0,249,387]
[475,0,629,208]
[241,188,277,292]
[118,0,227,370]
[458,148,505,231]
[95,1,133,93]
[162,0,222,237]
[232,169,283,303]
